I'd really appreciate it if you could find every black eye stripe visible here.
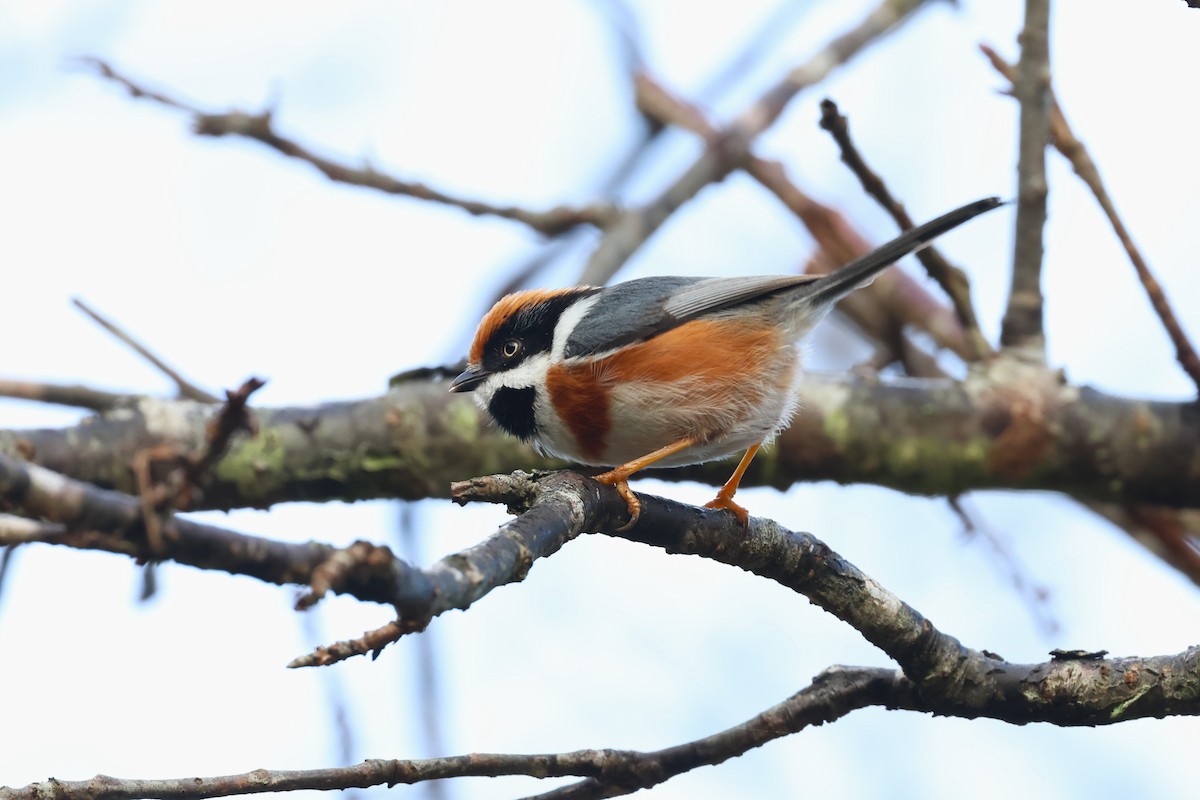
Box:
[483,291,597,372]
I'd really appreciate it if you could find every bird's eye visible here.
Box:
[501,339,522,359]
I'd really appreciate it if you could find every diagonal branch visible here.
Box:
[817,97,994,361]
[981,43,1200,394]
[0,667,910,800]
[72,298,219,403]
[3,462,1198,799]
[0,378,136,412]
[578,0,934,286]
[633,72,972,367]
[999,0,1052,355]
[80,57,619,237]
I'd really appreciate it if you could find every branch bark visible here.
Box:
[578,0,932,286]
[981,43,1200,394]
[4,464,1196,799]
[1000,0,1051,354]
[3,368,1198,512]
[81,58,619,237]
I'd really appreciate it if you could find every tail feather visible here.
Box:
[802,196,1004,309]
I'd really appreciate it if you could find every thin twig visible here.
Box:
[981,43,1200,393]
[0,514,67,544]
[948,495,1058,636]
[578,0,933,286]
[817,98,994,360]
[0,379,136,412]
[999,0,1051,355]
[81,57,619,237]
[7,645,1199,800]
[1087,503,1200,587]
[289,618,409,668]
[72,298,219,403]
[186,377,265,488]
[0,668,909,800]
[483,0,812,304]
[634,72,974,364]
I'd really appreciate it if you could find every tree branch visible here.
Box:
[80,58,619,237]
[72,298,220,403]
[4,462,1197,798]
[0,667,910,800]
[0,379,135,412]
[980,43,1200,394]
[633,72,974,368]
[4,368,1198,512]
[999,0,1051,355]
[578,0,933,286]
[817,98,994,360]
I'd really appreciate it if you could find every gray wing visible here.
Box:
[562,274,815,358]
[662,274,816,319]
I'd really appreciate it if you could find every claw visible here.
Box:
[594,471,641,531]
[704,490,749,526]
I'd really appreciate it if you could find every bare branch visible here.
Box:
[981,43,1200,393]
[456,472,1200,725]
[289,617,407,668]
[0,513,67,544]
[0,457,587,657]
[0,379,136,412]
[4,456,1197,800]
[81,57,619,237]
[6,648,1196,800]
[0,667,909,800]
[4,370,1200,512]
[1087,503,1200,587]
[72,298,220,403]
[999,0,1051,355]
[817,98,994,360]
[633,72,973,365]
[949,495,1058,636]
[187,377,265,487]
[578,0,934,286]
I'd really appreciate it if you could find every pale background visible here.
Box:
[2,2,1198,798]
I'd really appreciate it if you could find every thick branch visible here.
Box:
[457,473,1200,727]
[0,456,596,636]
[4,467,1197,799]
[3,368,1198,511]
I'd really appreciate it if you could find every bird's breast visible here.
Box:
[540,317,798,466]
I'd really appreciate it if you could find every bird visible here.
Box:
[450,197,1003,529]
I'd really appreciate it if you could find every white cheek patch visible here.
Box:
[551,294,599,360]
[475,352,551,408]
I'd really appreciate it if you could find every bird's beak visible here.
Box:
[449,366,490,393]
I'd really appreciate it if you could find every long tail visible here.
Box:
[801,196,1004,309]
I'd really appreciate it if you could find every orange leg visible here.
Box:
[704,443,761,526]
[594,437,698,531]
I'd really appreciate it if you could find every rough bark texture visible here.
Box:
[3,368,1197,512]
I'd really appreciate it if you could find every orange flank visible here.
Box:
[546,317,788,463]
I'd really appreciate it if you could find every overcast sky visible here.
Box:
[2,3,1198,799]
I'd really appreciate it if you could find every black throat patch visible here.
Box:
[488,386,538,441]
